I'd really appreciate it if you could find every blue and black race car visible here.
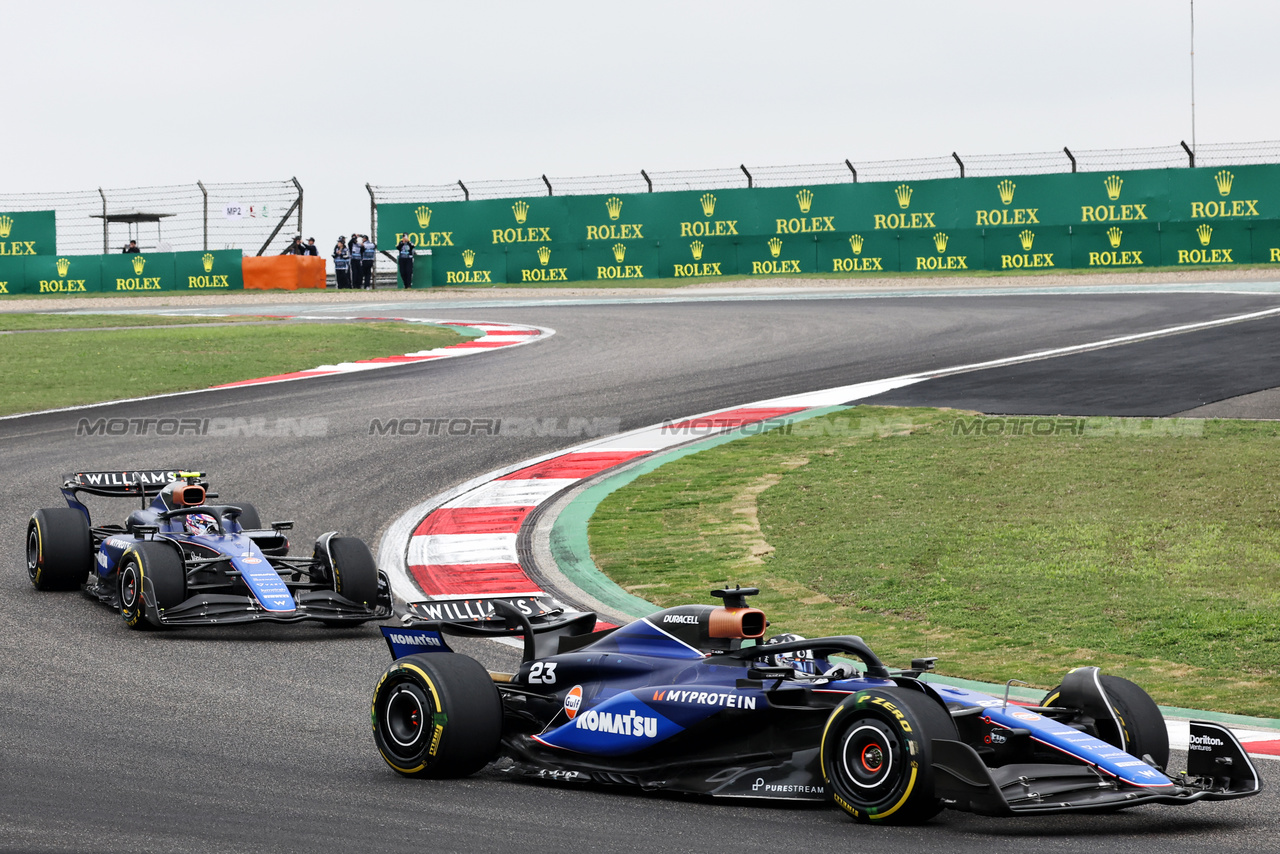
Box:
[26,470,391,629]
[370,587,1260,824]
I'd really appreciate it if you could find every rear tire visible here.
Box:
[821,687,957,825]
[1043,674,1169,769]
[317,536,379,605]
[371,653,502,777]
[227,502,261,531]
[27,508,93,591]
[118,542,187,630]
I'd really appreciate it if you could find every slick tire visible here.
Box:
[1043,674,1169,769]
[27,508,93,591]
[821,687,957,825]
[371,653,502,778]
[227,502,261,531]
[317,536,379,606]
[118,541,187,630]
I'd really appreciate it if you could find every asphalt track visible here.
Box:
[3,290,1280,853]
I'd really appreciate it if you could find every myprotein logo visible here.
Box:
[652,689,757,710]
[574,709,658,738]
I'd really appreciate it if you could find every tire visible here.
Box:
[317,536,378,605]
[27,508,93,591]
[371,653,502,778]
[118,542,187,630]
[227,502,261,531]
[821,687,957,825]
[1042,674,1169,769]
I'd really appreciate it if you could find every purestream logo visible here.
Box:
[750,778,824,794]
[78,417,328,437]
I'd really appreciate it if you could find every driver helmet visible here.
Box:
[764,633,820,674]
[184,513,218,536]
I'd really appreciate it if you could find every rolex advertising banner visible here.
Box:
[1251,221,1280,264]
[0,256,27,295]
[381,162,1280,285]
[25,254,104,295]
[0,210,57,258]
[173,250,245,291]
[100,253,178,293]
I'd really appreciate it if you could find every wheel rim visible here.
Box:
[26,525,39,580]
[121,563,139,609]
[384,683,430,753]
[840,721,899,792]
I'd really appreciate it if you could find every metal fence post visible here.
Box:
[458,180,470,201]
[98,188,108,253]
[1181,140,1196,168]
[740,164,753,188]
[952,152,965,178]
[845,159,857,182]
[292,176,303,236]
[641,170,652,193]
[197,180,208,251]
[367,182,376,247]
[1064,147,1077,173]
[542,174,553,196]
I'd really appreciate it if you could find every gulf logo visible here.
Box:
[564,685,583,719]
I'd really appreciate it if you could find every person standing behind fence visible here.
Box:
[396,235,415,288]
[122,240,140,253]
[348,234,364,288]
[280,235,304,255]
[362,235,378,289]
[333,236,351,289]
[304,237,319,256]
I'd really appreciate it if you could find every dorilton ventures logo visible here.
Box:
[131,255,146,275]
[997,179,1016,205]
[796,188,813,213]
[605,196,623,221]
[56,257,70,277]
[415,206,432,229]
[0,215,11,238]
[512,200,529,224]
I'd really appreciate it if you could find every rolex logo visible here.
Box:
[933,233,948,253]
[1019,230,1034,252]
[700,193,716,217]
[201,253,214,273]
[131,255,146,275]
[796,188,814,213]
[56,257,70,277]
[895,184,913,209]
[462,249,476,269]
[1197,224,1213,246]
[1104,174,1124,201]
[537,245,551,266]
[512,200,529,224]
[1214,170,1234,197]
[0,215,11,239]
[1107,227,1123,249]
[415,205,433,229]
[767,237,783,258]
[690,240,704,261]
[606,197,623,220]
[849,234,864,255]
[997,179,1016,206]
[612,243,626,263]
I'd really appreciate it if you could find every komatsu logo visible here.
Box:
[574,709,658,738]
[388,633,442,648]
[662,614,698,625]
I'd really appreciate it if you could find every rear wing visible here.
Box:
[391,595,606,662]
[61,470,188,498]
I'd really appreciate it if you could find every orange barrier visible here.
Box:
[241,256,326,290]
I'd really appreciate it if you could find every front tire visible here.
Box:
[27,508,93,591]
[1043,673,1169,769]
[118,542,187,630]
[316,535,379,605]
[371,653,502,777]
[821,687,957,825]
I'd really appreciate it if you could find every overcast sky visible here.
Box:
[12,1,1280,251]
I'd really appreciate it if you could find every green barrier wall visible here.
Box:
[0,251,245,296]
[0,211,56,258]
[378,164,1280,284]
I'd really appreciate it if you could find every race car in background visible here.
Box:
[26,470,391,628]
[369,587,1260,824]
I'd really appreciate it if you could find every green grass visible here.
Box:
[589,407,1280,717]
[0,321,474,415]
[0,313,270,331]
